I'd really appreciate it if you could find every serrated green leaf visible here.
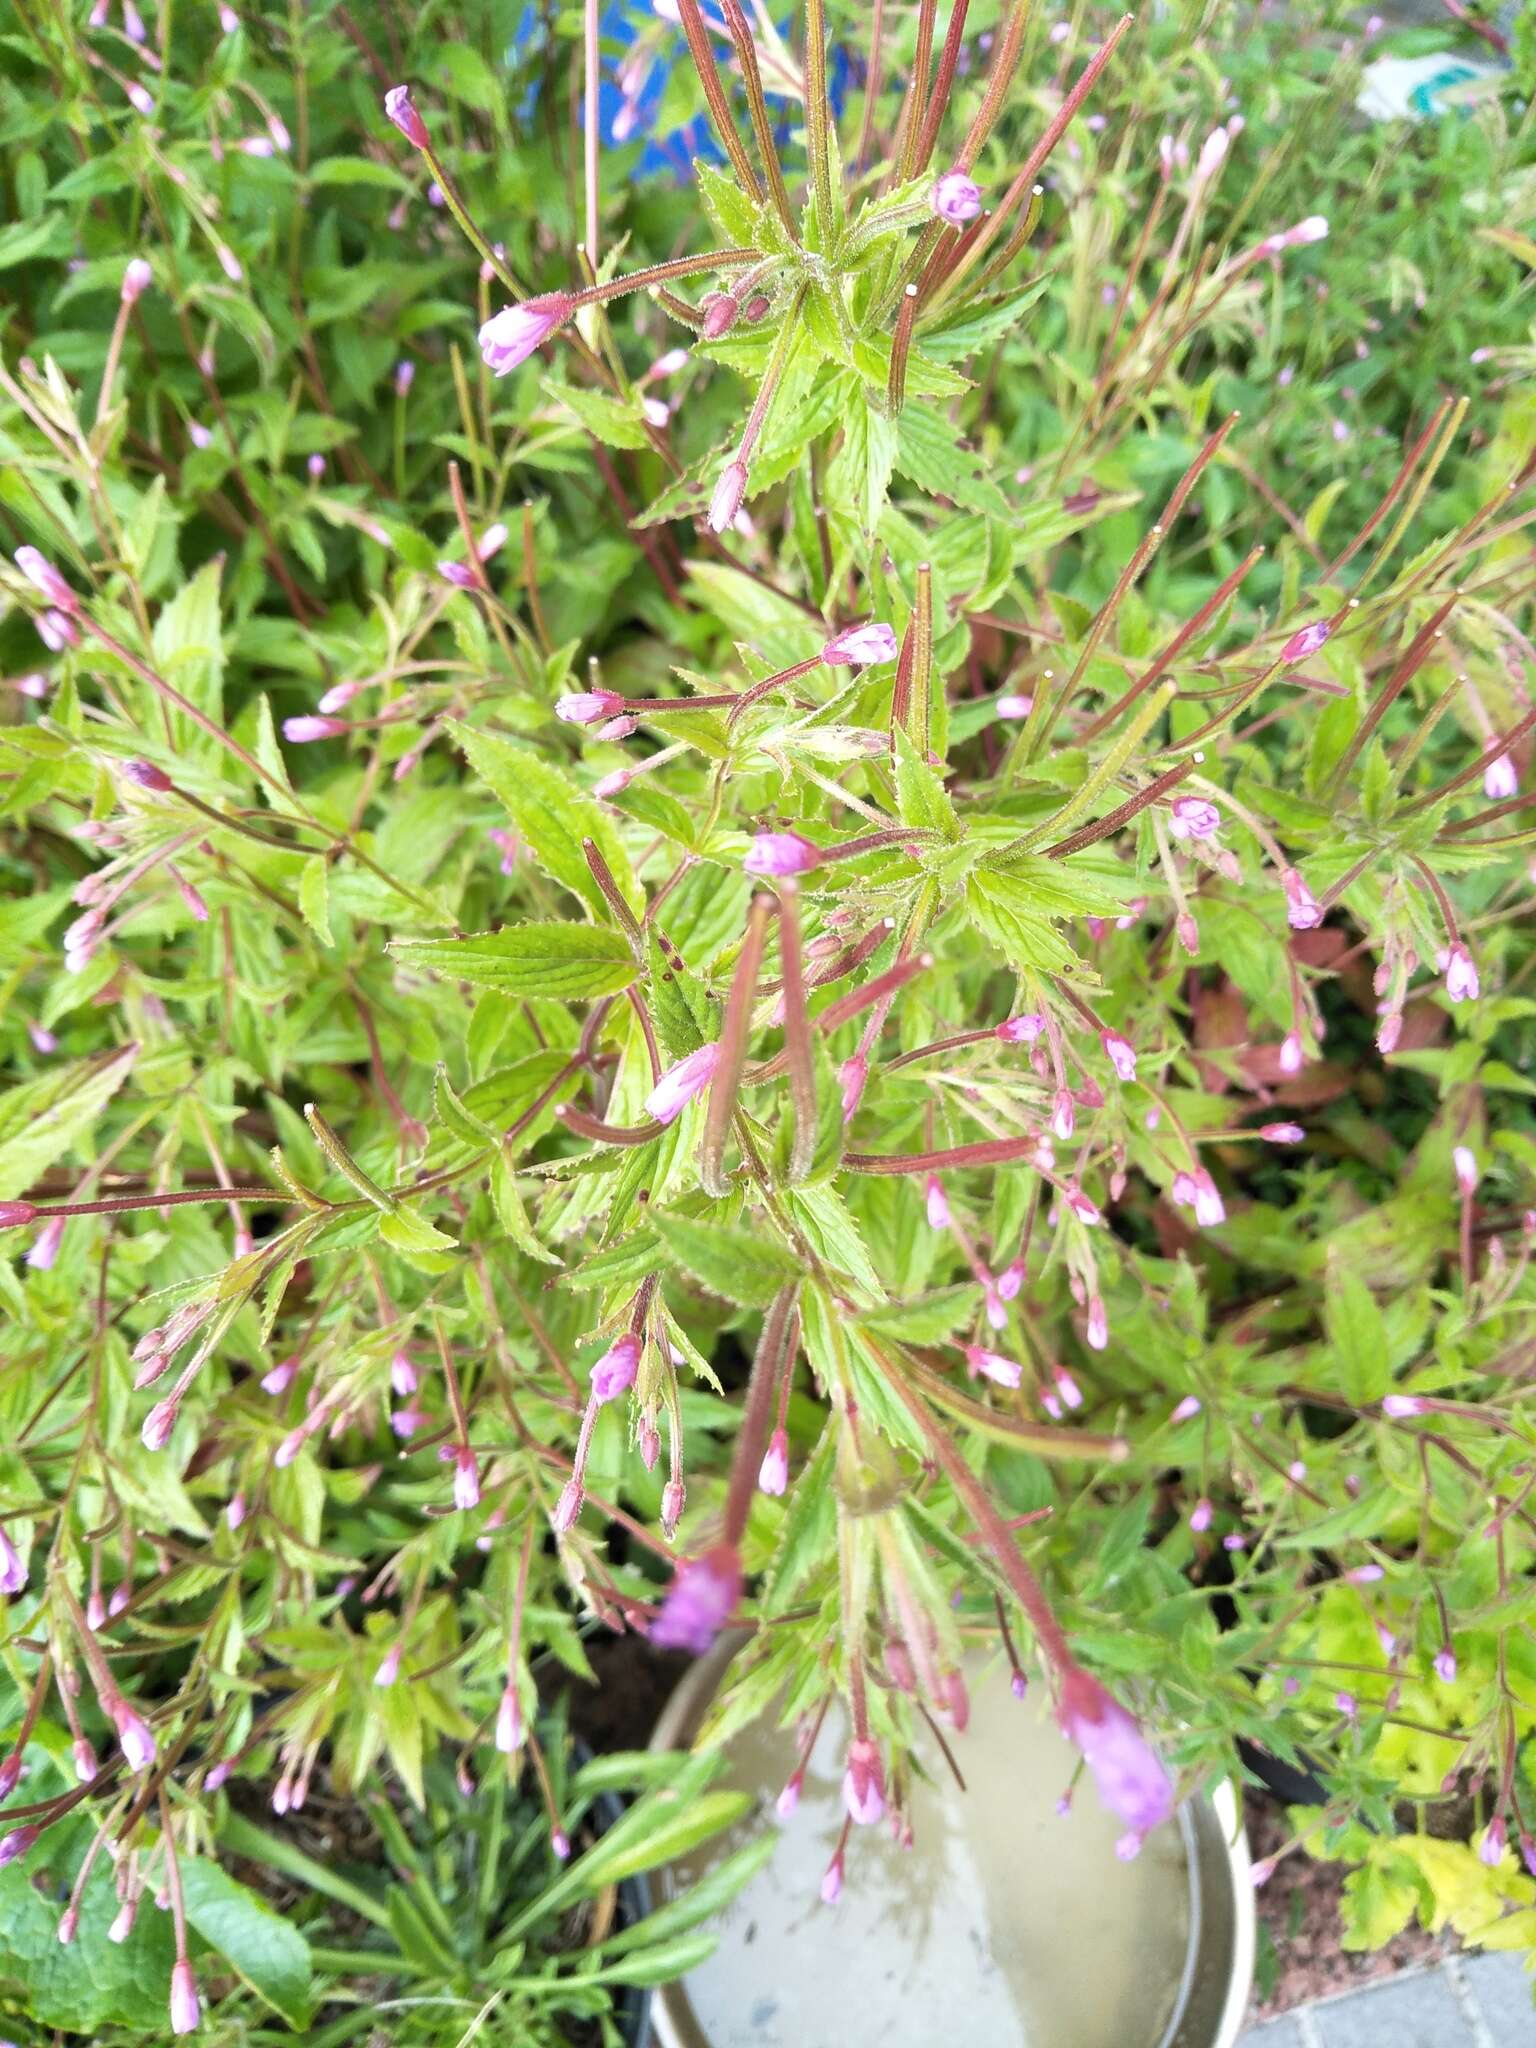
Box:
[392,923,637,1001]
[653,1212,803,1307]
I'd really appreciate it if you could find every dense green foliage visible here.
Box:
[1,0,1535,2037]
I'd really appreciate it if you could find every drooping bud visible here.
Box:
[282,714,348,743]
[758,1427,789,1496]
[1442,943,1479,1002]
[962,1345,1022,1389]
[552,1480,583,1535]
[374,1644,402,1689]
[170,1959,201,2036]
[107,1697,156,1771]
[495,1680,522,1753]
[383,85,430,150]
[842,1738,886,1825]
[650,1543,741,1653]
[707,460,749,534]
[1190,1498,1214,1533]
[644,1041,721,1125]
[1101,1031,1136,1081]
[1279,868,1323,930]
[140,1398,179,1451]
[660,1478,686,1539]
[776,1767,804,1819]
[591,1332,641,1403]
[924,1176,949,1229]
[1057,1667,1175,1841]
[452,1447,481,1511]
[1452,1145,1478,1195]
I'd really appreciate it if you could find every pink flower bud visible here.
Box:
[141,1398,178,1451]
[72,1737,98,1782]
[708,459,749,534]
[820,1849,844,1904]
[452,1447,481,1511]
[1284,215,1328,246]
[0,1201,37,1231]
[126,80,154,117]
[651,1542,740,1651]
[1434,1648,1457,1684]
[701,292,741,340]
[109,1898,138,1942]
[170,1959,201,2036]
[1343,1564,1384,1586]
[997,1257,1026,1299]
[1259,1122,1304,1143]
[374,1644,402,1688]
[393,359,415,398]
[383,84,430,149]
[995,692,1033,718]
[660,1479,686,1539]
[1057,1668,1175,1837]
[1054,1366,1083,1411]
[591,1332,640,1403]
[478,295,573,375]
[552,1480,583,1534]
[215,241,242,280]
[1484,751,1518,800]
[121,257,152,303]
[645,1041,721,1125]
[14,546,79,613]
[843,1737,885,1825]
[283,714,347,743]
[1085,1296,1108,1351]
[1280,621,1330,663]
[0,1529,27,1596]
[109,1698,156,1771]
[1052,1090,1075,1141]
[555,687,625,726]
[962,1344,1022,1389]
[1453,1145,1478,1194]
[1382,1394,1425,1418]
[1171,1395,1201,1423]
[932,169,982,223]
[307,452,326,480]
[758,1427,789,1496]
[823,622,898,666]
[838,1053,868,1124]
[744,830,820,876]
[924,1176,949,1229]
[1479,1817,1506,1868]
[1190,1497,1214,1533]
[1278,1031,1304,1074]
[1194,125,1229,184]
[776,1768,803,1819]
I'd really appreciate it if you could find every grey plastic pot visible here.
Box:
[646,1640,1254,2048]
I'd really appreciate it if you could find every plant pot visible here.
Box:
[646,1642,1253,2048]
[579,1745,656,2048]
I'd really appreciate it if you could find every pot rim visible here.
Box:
[648,1637,1256,2048]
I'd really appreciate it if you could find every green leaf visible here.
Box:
[547,379,652,452]
[181,1858,313,2029]
[918,277,1052,362]
[653,1212,804,1308]
[391,924,638,1001]
[575,1789,753,1886]
[449,723,643,920]
[1327,1261,1391,1407]
[0,1045,137,1200]
[894,727,960,841]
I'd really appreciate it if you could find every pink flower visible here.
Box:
[995,693,1033,718]
[394,359,415,398]
[1479,1817,1507,1868]
[1452,1145,1478,1195]
[1052,1090,1075,1141]
[1442,942,1479,1002]
[452,1447,481,1511]
[170,1959,201,2036]
[1058,1668,1175,1840]
[591,1332,640,1402]
[820,1849,844,1904]
[374,1644,402,1688]
[121,257,152,303]
[0,1529,26,1595]
[552,1480,583,1534]
[1085,1296,1108,1351]
[555,688,625,725]
[1101,1031,1136,1081]
[1171,1395,1201,1423]
[963,1345,1022,1389]
[823,622,897,666]
[478,295,573,375]
[932,169,982,223]
[383,85,430,149]
[776,1768,803,1819]
[744,830,820,876]
[495,1680,522,1753]
[0,1825,39,1866]
[215,241,242,280]
[650,1543,741,1653]
[1278,1031,1304,1074]
[843,1738,886,1825]
[645,1041,721,1125]
[1382,1393,1425,1418]
[708,460,749,534]
[1279,215,1328,247]
[1190,1168,1225,1227]
[1190,1497,1213,1533]
[1484,752,1518,800]
[924,1175,950,1229]
[1259,1122,1304,1143]
[1434,1648,1457,1684]
[109,1899,137,1941]
[14,546,78,613]
[759,1427,789,1496]
[1193,125,1229,184]
[26,1217,64,1269]
[121,757,172,792]
[141,1398,178,1450]
[1280,620,1331,663]
[126,81,154,117]
[1168,795,1220,841]
[995,1013,1044,1044]
[283,714,347,743]
[108,1698,156,1771]
[1344,1564,1384,1585]
[1280,867,1323,930]
[307,452,325,480]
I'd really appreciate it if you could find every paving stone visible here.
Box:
[1310,1969,1474,2048]
[1237,2019,1305,2048]
[1461,1950,1536,2039]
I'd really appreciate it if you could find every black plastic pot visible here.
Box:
[579,1745,654,2048]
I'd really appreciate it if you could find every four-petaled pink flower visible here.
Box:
[932,169,982,224]
[1057,1667,1175,1844]
[1101,1031,1136,1081]
[1168,795,1220,841]
[650,1543,741,1653]
[383,85,430,150]
[823,622,898,666]
[995,1013,1044,1044]
[478,295,573,375]
[591,1332,640,1403]
[744,830,820,876]
[645,1041,721,1125]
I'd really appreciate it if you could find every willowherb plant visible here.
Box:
[3,0,1536,2027]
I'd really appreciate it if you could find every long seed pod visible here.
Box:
[700,894,774,1197]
